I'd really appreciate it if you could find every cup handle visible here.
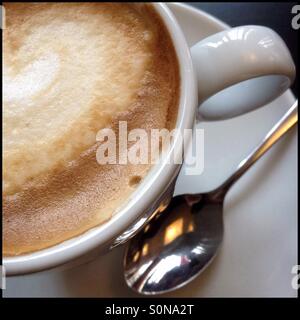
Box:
[191,25,296,120]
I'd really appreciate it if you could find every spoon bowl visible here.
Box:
[124,194,224,294]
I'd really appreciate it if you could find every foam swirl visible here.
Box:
[3,4,152,194]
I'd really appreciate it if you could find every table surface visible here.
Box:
[188,2,298,95]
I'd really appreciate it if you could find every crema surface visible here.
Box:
[3,3,179,255]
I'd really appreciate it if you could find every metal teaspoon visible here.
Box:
[124,100,298,295]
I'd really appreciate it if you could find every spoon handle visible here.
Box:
[210,100,298,201]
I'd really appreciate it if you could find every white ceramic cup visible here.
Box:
[4,3,295,275]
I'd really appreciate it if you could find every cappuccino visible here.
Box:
[3,3,179,255]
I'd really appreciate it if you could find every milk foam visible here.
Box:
[4,53,60,101]
[3,5,152,194]
[3,3,179,256]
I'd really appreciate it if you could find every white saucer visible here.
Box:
[4,3,297,298]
